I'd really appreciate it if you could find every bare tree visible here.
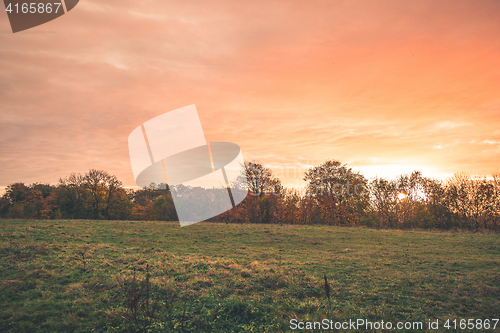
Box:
[445,173,495,231]
[82,169,123,220]
[244,161,282,196]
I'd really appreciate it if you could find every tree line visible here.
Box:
[1,161,499,231]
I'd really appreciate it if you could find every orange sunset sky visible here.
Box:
[1,0,500,193]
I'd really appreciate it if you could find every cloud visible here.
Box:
[483,140,500,145]
[1,0,500,189]
[437,122,471,129]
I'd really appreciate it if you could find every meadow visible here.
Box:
[0,219,499,332]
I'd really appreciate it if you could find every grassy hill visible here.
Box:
[1,219,499,332]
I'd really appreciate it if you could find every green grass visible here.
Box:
[0,219,499,332]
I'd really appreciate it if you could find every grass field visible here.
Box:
[0,219,499,332]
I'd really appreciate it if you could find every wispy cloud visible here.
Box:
[437,122,471,129]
